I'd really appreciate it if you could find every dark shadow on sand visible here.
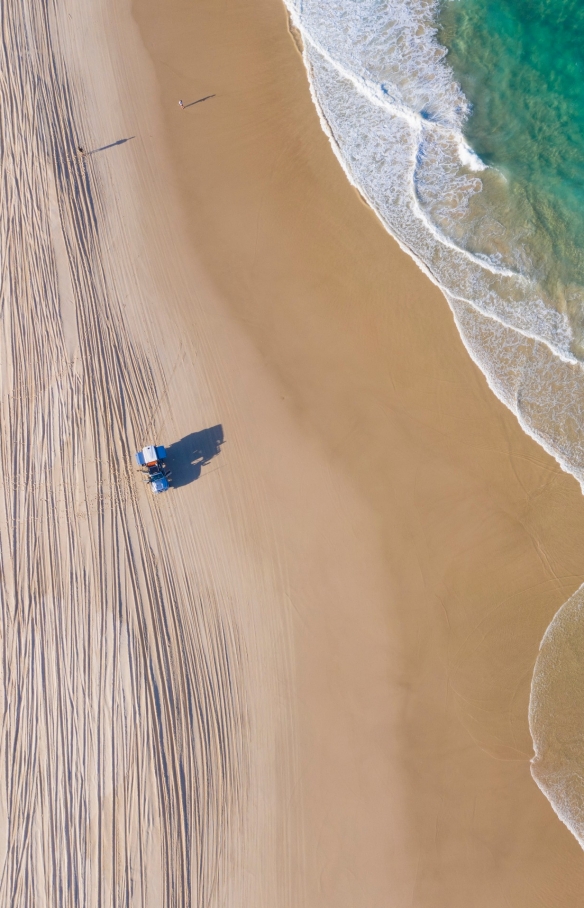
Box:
[165,425,224,488]
[184,94,216,109]
[88,136,136,155]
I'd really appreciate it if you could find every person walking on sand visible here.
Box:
[178,99,184,111]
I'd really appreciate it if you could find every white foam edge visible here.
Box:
[528,759,584,851]
[289,22,581,367]
[292,4,584,851]
[288,9,527,282]
[457,138,487,172]
[448,298,584,492]
[291,2,584,855]
[527,582,584,849]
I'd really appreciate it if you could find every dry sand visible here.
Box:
[3,0,584,903]
[130,0,584,904]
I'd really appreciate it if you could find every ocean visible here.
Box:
[285,0,584,850]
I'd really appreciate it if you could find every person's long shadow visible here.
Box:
[88,136,135,155]
[165,425,224,488]
[184,94,216,109]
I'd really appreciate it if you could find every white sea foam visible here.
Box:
[285,0,584,850]
[284,0,584,473]
[304,41,578,355]
[529,583,584,849]
[457,140,486,172]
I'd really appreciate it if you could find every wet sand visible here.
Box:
[129,0,584,904]
[3,0,584,902]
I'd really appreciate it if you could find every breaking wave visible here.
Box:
[284,0,584,849]
[285,0,584,484]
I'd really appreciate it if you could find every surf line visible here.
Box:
[286,7,583,368]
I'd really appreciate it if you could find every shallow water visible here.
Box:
[285,0,584,852]
[439,0,584,311]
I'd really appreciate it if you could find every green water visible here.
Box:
[438,0,584,292]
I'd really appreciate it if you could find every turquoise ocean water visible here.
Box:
[286,0,584,850]
[441,0,584,847]
[439,0,584,296]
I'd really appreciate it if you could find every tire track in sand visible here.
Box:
[0,2,247,905]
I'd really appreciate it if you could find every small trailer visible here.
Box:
[135,445,171,493]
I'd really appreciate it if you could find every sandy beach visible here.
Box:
[2,0,584,903]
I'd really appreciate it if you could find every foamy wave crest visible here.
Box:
[287,3,577,364]
[285,0,584,849]
[450,297,584,488]
[529,584,584,848]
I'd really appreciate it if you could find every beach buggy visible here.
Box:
[135,444,171,493]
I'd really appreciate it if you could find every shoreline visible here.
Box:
[59,0,584,901]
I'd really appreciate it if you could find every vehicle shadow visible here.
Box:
[165,425,224,488]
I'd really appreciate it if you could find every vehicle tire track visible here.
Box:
[0,2,248,905]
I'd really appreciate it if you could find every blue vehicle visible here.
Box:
[135,444,171,493]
